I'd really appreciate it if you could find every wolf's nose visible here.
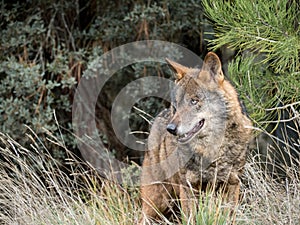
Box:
[167,123,177,135]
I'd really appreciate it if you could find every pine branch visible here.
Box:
[202,0,300,74]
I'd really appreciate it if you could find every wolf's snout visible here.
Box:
[166,123,177,135]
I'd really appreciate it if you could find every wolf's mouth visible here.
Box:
[178,119,205,143]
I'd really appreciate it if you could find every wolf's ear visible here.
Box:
[166,58,189,82]
[202,52,224,84]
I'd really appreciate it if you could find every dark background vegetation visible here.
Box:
[0,0,299,177]
[0,0,212,163]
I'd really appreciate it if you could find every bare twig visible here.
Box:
[265,101,300,111]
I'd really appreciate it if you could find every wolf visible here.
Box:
[139,52,252,224]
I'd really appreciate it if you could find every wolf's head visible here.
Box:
[166,52,228,144]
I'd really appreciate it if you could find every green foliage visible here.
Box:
[202,0,300,74]
[0,0,210,161]
[0,2,83,158]
[124,1,203,43]
[203,0,300,125]
[228,55,278,125]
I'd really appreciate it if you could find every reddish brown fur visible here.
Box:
[139,52,252,224]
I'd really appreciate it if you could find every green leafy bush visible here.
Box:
[0,2,81,158]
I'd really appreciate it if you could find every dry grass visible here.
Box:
[237,141,300,225]
[0,123,299,225]
[0,131,140,225]
[238,161,300,225]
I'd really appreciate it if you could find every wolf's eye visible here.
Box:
[190,99,198,105]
